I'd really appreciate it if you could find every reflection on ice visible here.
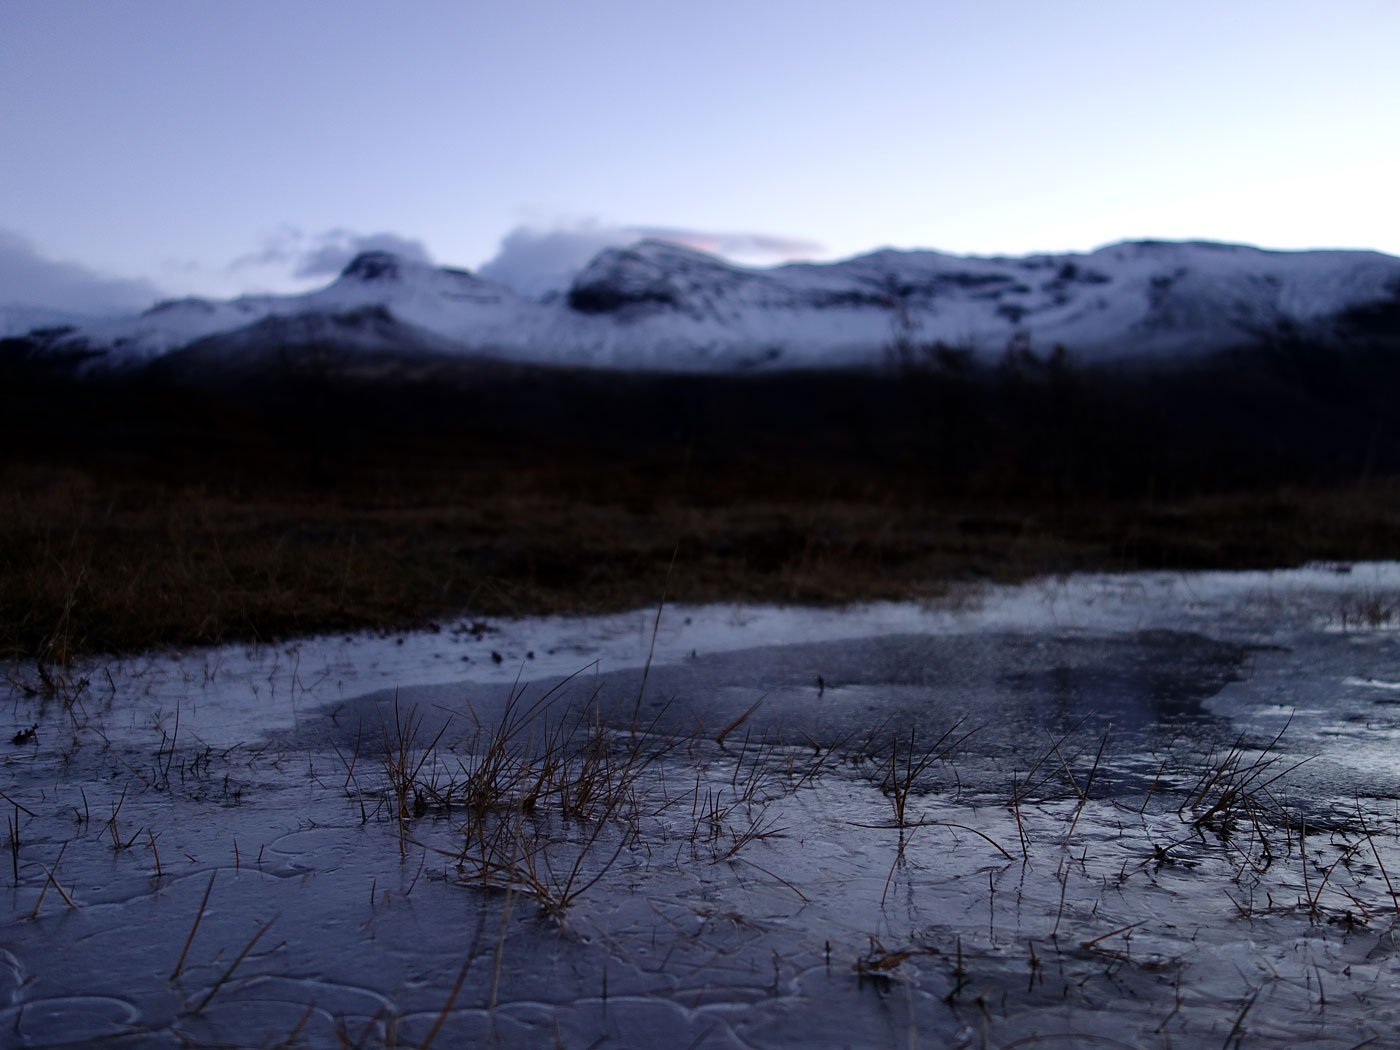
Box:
[1345,676,1400,691]
[2,564,1399,1047]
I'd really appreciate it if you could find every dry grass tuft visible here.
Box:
[369,676,835,918]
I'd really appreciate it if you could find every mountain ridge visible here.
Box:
[6,239,1399,373]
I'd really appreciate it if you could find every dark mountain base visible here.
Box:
[3,344,1398,660]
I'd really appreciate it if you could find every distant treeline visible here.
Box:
[1,339,1397,501]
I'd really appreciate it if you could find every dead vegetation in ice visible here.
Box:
[4,567,1400,1047]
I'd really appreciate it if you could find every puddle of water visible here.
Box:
[3,564,1400,1047]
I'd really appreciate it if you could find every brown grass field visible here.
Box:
[3,348,1399,661]
[5,451,1399,663]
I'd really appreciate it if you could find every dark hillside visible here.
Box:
[2,342,1398,660]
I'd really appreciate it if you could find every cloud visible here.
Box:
[292,230,433,278]
[626,226,824,262]
[231,227,434,281]
[477,225,632,297]
[0,229,163,316]
[477,222,824,296]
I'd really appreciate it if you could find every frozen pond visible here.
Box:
[4,565,1400,1048]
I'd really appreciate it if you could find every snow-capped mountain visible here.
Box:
[8,240,1399,373]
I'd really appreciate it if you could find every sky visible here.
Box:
[2,0,1397,315]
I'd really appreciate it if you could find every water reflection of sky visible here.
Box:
[78,562,1400,754]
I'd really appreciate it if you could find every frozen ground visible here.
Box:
[4,564,1400,1048]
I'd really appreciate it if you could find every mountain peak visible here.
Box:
[339,251,405,282]
[9,239,1400,372]
[567,239,755,314]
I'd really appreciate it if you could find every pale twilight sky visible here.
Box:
[1,0,1396,311]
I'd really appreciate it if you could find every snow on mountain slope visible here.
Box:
[12,252,516,363]
[9,240,1400,373]
[159,305,482,376]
